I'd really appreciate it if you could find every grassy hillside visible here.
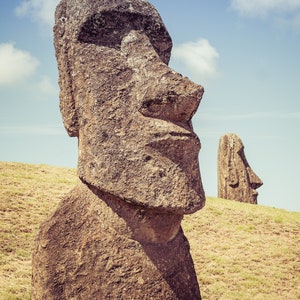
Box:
[0,161,299,300]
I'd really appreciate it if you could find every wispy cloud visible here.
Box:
[0,124,65,135]
[0,43,39,86]
[201,111,300,121]
[230,0,300,31]
[277,11,300,31]
[37,75,58,95]
[230,0,300,16]
[199,129,285,141]
[172,39,220,83]
[15,0,60,28]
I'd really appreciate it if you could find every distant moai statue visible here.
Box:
[218,133,263,204]
[31,0,206,299]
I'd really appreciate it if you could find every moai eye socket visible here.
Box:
[78,11,133,48]
[78,11,171,63]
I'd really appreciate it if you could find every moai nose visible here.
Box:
[139,66,204,123]
[247,167,263,189]
[122,31,204,123]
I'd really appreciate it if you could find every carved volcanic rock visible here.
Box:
[217,133,263,204]
[32,0,205,299]
[54,0,205,213]
[53,0,205,214]
[32,182,201,299]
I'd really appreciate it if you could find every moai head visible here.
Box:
[218,133,263,204]
[54,0,205,214]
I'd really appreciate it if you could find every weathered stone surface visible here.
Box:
[32,0,205,299]
[32,182,201,299]
[217,133,263,204]
[53,0,205,214]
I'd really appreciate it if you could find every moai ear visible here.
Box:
[58,62,79,138]
[57,54,79,137]
[228,135,239,187]
[54,1,79,137]
[228,161,238,187]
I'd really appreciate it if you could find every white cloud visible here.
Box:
[15,0,60,27]
[230,0,300,17]
[230,0,300,32]
[172,39,220,83]
[0,43,39,86]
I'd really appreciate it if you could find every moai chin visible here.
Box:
[32,0,206,299]
[218,133,263,204]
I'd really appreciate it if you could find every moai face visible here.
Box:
[54,0,205,214]
[218,133,263,204]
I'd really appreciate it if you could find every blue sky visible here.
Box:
[1,0,300,212]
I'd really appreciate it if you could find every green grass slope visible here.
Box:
[0,161,299,300]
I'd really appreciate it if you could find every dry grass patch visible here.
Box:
[0,162,77,300]
[0,161,299,299]
[184,197,300,299]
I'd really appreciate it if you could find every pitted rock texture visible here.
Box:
[53,0,205,214]
[32,0,205,299]
[218,133,263,204]
[32,182,201,299]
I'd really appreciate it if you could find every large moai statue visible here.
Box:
[31,0,206,299]
[218,133,263,204]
